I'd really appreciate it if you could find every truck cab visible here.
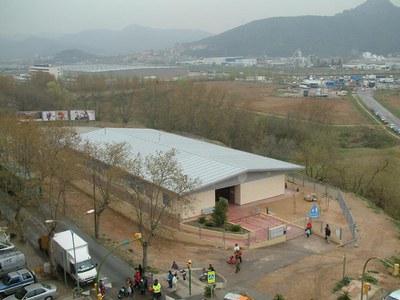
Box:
[71,256,97,285]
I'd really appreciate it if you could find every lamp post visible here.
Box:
[95,234,142,297]
[45,210,93,296]
[187,260,192,296]
[360,256,398,300]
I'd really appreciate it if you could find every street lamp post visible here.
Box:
[45,219,82,296]
[360,256,398,300]
[187,260,192,296]
[95,235,142,297]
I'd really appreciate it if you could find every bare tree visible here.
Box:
[122,149,200,270]
[113,92,135,127]
[81,141,131,238]
[0,119,80,239]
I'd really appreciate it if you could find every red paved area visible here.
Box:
[228,196,305,243]
[181,188,346,247]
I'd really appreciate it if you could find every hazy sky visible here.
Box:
[1,0,399,36]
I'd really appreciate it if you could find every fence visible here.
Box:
[287,173,358,245]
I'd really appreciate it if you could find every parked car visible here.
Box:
[3,283,57,300]
[224,293,250,300]
[0,268,36,297]
[385,289,400,300]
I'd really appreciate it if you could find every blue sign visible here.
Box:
[308,204,320,219]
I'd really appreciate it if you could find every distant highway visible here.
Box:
[357,89,400,130]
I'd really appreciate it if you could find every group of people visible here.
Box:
[167,270,179,289]
[304,219,332,244]
[227,243,243,273]
[119,264,155,298]
[200,264,216,282]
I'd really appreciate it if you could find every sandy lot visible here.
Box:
[198,81,371,125]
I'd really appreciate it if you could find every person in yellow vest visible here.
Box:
[152,279,161,299]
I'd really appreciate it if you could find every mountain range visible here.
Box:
[0,0,399,62]
[0,24,212,62]
[183,0,400,58]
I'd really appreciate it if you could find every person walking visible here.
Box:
[138,264,144,278]
[134,270,141,290]
[167,270,174,288]
[235,248,243,263]
[172,273,178,290]
[171,261,179,271]
[180,269,187,280]
[306,220,312,235]
[325,224,331,243]
[99,280,106,297]
[235,257,241,273]
[152,279,161,299]
[126,278,133,296]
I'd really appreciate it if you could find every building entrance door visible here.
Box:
[215,186,235,204]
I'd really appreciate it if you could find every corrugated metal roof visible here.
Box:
[79,128,303,191]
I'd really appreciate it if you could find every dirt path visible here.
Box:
[65,183,400,300]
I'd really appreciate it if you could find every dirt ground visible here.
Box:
[198,81,370,125]
[63,180,400,300]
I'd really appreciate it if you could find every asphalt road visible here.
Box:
[357,88,400,129]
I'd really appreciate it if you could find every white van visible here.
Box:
[385,289,400,300]
[0,251,26,277]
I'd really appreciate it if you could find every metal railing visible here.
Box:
[287,173,357,244]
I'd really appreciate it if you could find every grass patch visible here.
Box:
[362,273,378,284]
[349,94,376,124]
[333,276,351,293]
[334,126,397,149]
[198,216,206,224]
[393,220,400,231]
[374,89,400,119]
[366,200,384,214]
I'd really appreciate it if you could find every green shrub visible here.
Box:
[273,294,285,300]
[363,273,378,284]
[205,221,215,227]
[333,276,351,292]
[212,197,229,226]
[203,284,216,297]
[198,216,206,224]
[337,290,350,300]
[229,224,242,232]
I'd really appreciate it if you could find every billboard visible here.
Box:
[16,111,42,121]
[16,110,95,122]
[42,111,69,121]
[70,110,96,121]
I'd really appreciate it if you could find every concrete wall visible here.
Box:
[182,174,285,218]
[182,189,215,219]
[239,175,285,205]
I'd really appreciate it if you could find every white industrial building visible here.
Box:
[30,64,62,80]
[79,128,303,219]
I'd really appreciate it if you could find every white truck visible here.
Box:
[0,251,26,277]
[51,230,97,285]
